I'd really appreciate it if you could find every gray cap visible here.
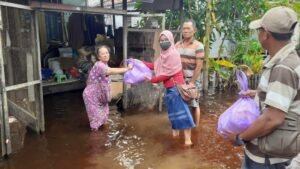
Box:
[249,6,298,34]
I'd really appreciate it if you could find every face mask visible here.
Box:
[160,41,171,50]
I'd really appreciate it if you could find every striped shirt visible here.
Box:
[245,43,300,164]
[175,39,204,79]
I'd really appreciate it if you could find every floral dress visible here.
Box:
[83,61,112,130]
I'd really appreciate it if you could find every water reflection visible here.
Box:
[104,111,146,169]
[114,134,145,168]
[0,90,243,169]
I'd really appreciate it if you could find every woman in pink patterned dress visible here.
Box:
[83,45,132,131]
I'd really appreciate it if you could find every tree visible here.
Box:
[134,0,300,93]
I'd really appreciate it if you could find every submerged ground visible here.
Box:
[0,90,243,169]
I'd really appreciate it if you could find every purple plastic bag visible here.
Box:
[217,70,260,137]
[124,59,152,84]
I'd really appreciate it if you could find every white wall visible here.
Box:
[209,29,235,58]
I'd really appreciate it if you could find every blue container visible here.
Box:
[42,68,53,80]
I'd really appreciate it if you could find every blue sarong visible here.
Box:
[165,87,196,130]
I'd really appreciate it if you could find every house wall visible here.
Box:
[209,29,235,58]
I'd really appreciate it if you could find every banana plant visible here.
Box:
[209,58,256,90]
[231,39,264,74]
[209,38,263,90]
[209,59,254,78]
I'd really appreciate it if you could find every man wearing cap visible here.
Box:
[287,22,300,169]
[224,6,299,169]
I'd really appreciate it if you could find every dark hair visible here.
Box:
[269,22,297,41]
[269,32,293,41]
[95,45,111,56]
[183,19,197,30]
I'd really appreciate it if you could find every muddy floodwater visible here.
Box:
[0,90,243,169]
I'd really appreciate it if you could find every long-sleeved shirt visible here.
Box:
[143,62,185,88]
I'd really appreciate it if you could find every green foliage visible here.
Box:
[165,0,267,42]
[208,58,255,89]
[208,39,263,90]
[207,0,266,85]
[165,0,207,41]
[265,0,300,16]
[230,39,264,74]
[133,0,267,43]
[209,59,234,80]
[133,0,299,90]
[213,0,267,42]
[133,0,142,11]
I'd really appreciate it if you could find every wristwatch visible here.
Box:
[235,134,245,145]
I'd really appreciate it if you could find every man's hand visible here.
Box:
[239,90,257,98]
[188,81,195,85]
[221,131,243,146]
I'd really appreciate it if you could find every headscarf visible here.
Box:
[154,30,182,76]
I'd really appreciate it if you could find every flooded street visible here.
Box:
[0,90,243,169]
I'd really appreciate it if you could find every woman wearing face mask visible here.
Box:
[143,30,195,146]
